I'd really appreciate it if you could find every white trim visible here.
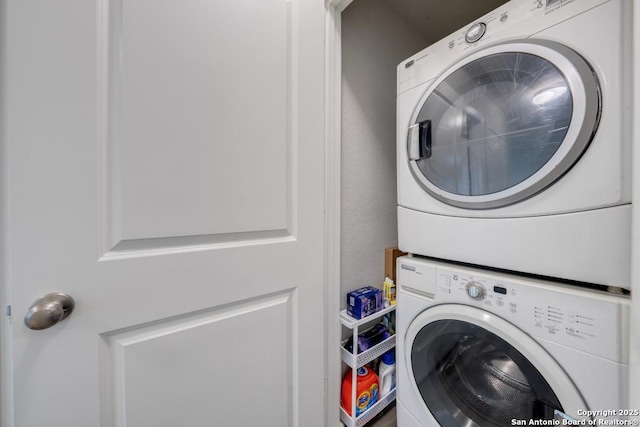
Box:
[324,1,342,425]
[326,0,354,13]
[0,0,12,424]
[629,0,640,413]
[324,0,355,424]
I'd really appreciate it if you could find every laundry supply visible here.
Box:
[378,350,396,396]
[346,286,382,319]
[383,277,396,307]
[344,323,391,354]
[381,312,395,335]
[341,366,380,416]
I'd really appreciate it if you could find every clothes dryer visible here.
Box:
[396,0,632,288]
[395,256,630,427]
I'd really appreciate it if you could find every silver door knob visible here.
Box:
[24,292,75,330]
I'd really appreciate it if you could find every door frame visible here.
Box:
[325,0,640,423]
[324,1,339,424]
[1,0,10,424]
[629,0,640,413]
[324,0,353,424]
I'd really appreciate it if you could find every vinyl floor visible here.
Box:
[370,403,396,427]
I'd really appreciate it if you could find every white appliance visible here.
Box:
[395,256,630,427]
[396,0,632,288]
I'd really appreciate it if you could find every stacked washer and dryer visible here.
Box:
[395,0,632,426]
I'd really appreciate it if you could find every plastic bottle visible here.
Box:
[383,277,396,307]
[378,351,396,397]
[341,366,380,416]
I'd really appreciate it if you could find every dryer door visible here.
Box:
[405,304,587,426]
[407,40,601,209]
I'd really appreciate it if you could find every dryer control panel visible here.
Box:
[398,0,615,94]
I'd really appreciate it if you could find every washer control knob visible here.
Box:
[465,22,487,43]
[466,282,486,300]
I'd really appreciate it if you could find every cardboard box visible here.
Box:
[346,286,383,319]
[385,247,407,282]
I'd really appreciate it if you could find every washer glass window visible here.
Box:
[411,319,562,427]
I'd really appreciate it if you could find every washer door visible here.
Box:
[407,40,601,209]
[405,305,587,426]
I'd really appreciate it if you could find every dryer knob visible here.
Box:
[465,22,487,44]
[466,282,486,300]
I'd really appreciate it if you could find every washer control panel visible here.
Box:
[429,265,629,363]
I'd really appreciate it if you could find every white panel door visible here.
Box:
[2,0,326,426]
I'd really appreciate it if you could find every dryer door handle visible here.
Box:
[408,120,432,161]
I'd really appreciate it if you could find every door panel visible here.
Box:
[4,0,326,426]
[106,0,290,244]
[101,292,293,426]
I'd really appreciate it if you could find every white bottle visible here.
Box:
[378,350,396,397]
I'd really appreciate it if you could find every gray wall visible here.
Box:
[340,0,428,302]
[340,0,509,303]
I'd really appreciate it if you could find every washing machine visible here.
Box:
[396,0,633,288]
[395,256,630,427]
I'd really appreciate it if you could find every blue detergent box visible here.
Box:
[346,286,383,319]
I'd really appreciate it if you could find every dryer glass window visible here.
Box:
[411,319,562,427]
[414,52,573,197]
